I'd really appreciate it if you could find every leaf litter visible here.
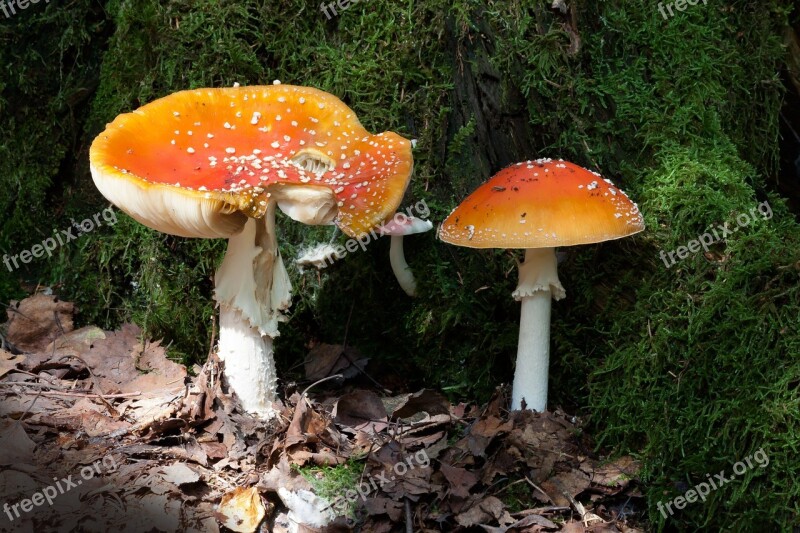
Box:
[0,294,646,532]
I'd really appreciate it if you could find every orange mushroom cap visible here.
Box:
[89,84,413,239]
[439,159,644,249]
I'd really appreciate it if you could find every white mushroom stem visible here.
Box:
[215,200,292,418]
[217,305,277,417]
[389,235,416,297]
[511,247,566,411]
[379,216,433,297]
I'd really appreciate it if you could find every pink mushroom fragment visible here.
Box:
[377,215,434,296]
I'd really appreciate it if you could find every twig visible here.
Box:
[0,382,141,398]
[55,353,118,416]
[300,374,344,398]
[524,476,554,504]
[17,387,43,422]
[7,369,66,388]
[336,301,390,393]
[404,499,413,533]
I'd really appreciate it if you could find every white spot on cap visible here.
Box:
[251,112,261,125]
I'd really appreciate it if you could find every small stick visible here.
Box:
[0,383,141,399]
[525,477,554,504]
[56,353,117,416]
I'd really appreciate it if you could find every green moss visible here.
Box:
[295,459,363,518]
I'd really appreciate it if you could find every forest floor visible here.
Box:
[0,294,645,533]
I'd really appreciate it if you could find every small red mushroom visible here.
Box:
[439,158,644,411]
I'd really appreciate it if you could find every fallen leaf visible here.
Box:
[390,389,451,420]
[440,463,478,499]
[456,496,506,527]
[0,350,25,378]
[6,294,74,352]
[304,343,368,381]
[217,486,266,533]
[334,390,388,433]
[160,462,201,486]
[590,456,640,490]
[0,421,35,465]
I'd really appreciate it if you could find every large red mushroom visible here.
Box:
[90,84,414,417]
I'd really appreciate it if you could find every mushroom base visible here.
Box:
[511,247,565,411]
[511,291,551,411]
[217,304,278,418]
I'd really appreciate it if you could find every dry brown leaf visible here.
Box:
[304,343,368,381]
[467,416,514,457]
[216,486,266,533]
[6,294,74,352]
[390,389,451,420]
[540,469,592,507]
[590,456,640,490]
[0,421,35,465]
[440,463,478,499]
[334,390,388,433]
[0,350,25,378]
[160,462,201,486]
[362,496,404,521]
[456,496,506,527]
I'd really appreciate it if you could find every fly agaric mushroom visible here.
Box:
[377,215,433,296]
[438,158,644,412]
[90,84,413,417]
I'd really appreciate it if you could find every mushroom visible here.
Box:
[89,84,413,418]
[438,158,644,412]
[377,215,433,296]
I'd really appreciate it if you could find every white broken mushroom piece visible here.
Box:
[89,84,415,419]
[295,242,343,272]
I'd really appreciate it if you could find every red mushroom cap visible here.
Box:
[90,85,413,238]
[438,159,644,249]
